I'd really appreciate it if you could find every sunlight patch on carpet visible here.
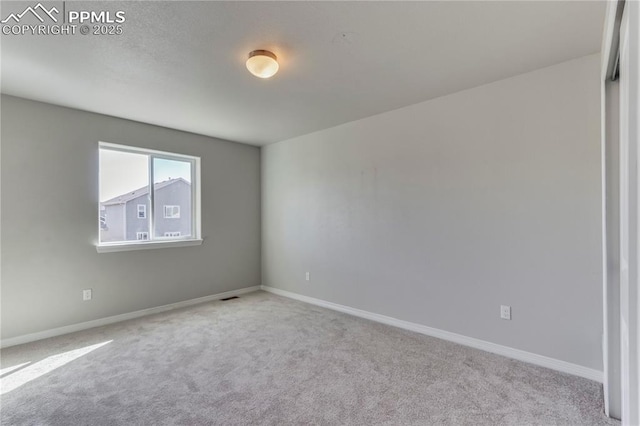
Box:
[0,362,31,377]
[0,341,112,395]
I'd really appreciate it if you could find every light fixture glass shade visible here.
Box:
[246,50,279,79]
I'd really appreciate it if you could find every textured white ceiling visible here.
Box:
[1,1,605,145]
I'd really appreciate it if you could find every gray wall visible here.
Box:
[1,95,261,340]
[262,54,603,370]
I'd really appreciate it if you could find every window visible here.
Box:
[164,205,180,219]
[98,142,201,252]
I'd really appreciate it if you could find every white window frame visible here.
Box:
[163,205,180,219]
[137,204,146,219]
[97,142,202,253]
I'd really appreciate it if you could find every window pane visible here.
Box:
[98,143,199,247]
[152,157,192,238]
[99,149,150,243]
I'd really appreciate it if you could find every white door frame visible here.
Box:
[618,1,640,424]
[602,0,626,418]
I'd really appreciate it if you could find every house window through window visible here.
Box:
[98,142,201,250]
[164,205,180,219]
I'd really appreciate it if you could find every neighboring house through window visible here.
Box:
[164,232,181,237]
[137,204,146,219]
[137,232,149,240]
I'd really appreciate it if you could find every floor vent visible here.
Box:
[220,296,239,301]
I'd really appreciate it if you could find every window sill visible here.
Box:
[96,239,203,253]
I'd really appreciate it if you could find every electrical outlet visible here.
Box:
[83,289,92,301]
[500,305,511,320]
[305,272,310,281]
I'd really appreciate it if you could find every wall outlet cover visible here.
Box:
[500,305,511,320]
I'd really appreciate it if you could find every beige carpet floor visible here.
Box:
[0,291,618,425]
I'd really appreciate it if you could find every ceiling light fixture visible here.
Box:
[246,50,279,79]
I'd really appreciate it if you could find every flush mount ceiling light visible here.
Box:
[246,50,279,79]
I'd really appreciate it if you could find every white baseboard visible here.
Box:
[1,286,261,349]
[260,285,603,383]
